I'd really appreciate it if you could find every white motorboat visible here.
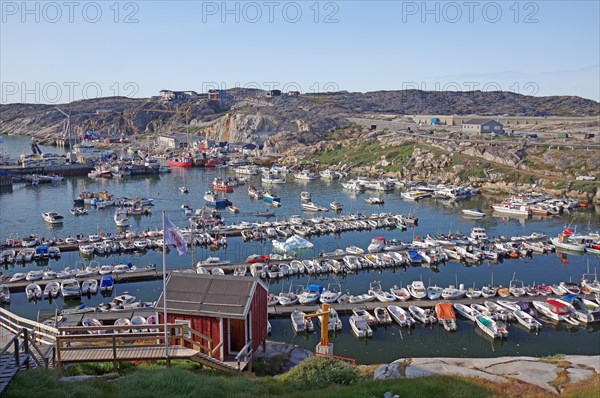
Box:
[300,191,312,201]
[364,197,384,205]
[25,283,42,301]
[301,202,326,212]
[211,267,225,276]
[250,263,266,278]
[320,169,344,180]
[581,274,600,293]
[559,281,581,295]
[374,307,392,325]
[114,210,130,227]
[442,284,466,300]
[481,285,497,298]
[532,300,571,321]
[352,308,377,325]
[25,270,44,281]
[0,284,10,304]
[367,237,386,253]
[291,310,314,333]
[79,244,95,255]
[462,208,485,217]
[465,286,483,299]
[390,285,411,301]
[294,169,317,180]
[347,293,375,304]
[9,273,27,283]
[345,246,364,255]
[470,227,488,241]
[491,203,531,216]
[509,275,526,297]
[368,281,396,302]
[43,281,60,299]
[81,279,98,295]
[235,165,259,175]
[61,278,81,298]
[341,180,365,191]
[453,303,480,322]
[408,305,436,324]
[298,284,322,304]
[407,281,427,300]
[349,315,372,338]
[330,201,343,212]
[475,315,508,339]
[320,283,343,304]
[42,211,64,224]
[514,310,542,331]
[179,186,189,194]
[551,234,585,252]
[313,307,342,331]
[387,305,415,327]
[426,285,443,300]
[435,303,457,332]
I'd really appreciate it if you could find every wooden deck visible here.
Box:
[58,345,197,363]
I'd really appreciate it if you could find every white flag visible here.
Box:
[164,215,188,255]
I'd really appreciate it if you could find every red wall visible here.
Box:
[162,313,223,360]
[248,284,268,352]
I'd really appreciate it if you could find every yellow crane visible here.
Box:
[304,303,333,355]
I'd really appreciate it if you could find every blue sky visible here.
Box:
[1,1,599,103]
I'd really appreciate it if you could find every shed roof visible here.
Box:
[463,119,502,126]
[156,272,267,319]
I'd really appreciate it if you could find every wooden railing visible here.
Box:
[234,340,252,372]
[0,328,54,373]
[0,307,58,345]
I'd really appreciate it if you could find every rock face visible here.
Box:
[1,89,597,146]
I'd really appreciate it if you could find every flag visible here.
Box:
[163,215,188,255]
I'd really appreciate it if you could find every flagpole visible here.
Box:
[162,210,170,367]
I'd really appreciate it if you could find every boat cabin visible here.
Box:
[156,273,268,362]
[546,299,571,316]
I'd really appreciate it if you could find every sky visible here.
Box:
[1,1,599,103]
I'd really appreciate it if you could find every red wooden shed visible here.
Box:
[156,272,268,364]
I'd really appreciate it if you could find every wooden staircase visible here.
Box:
[0,352,30,394]
[188,352,241,372]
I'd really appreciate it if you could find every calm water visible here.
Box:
[1,134,599,363]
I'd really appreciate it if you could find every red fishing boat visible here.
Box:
[211,177,234,192]
[167,157,192,168]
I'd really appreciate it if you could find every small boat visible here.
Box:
[295,170,317,181]
[9,273,27,283]
[320,283,343,304]
[475,315,508,339]
[298,284,323,305]
[179,186,189,194]
[374,307,392,324]
[81,279,98,295]
[26,270,44,281]
[365,197,384,205]
[131,316,148,332]
[114,318,132,333]
[532,300,571,321]
[233,265,247,277]
[82,317,104,334]
[426,285,443,300]
[408,281,427,299]
[435,303,457,332]
[0,284,11,304]
[453,303,480,322]
[514,310,542,331]
[368,281,396,302]
[256,210,276,217]
[390,285,411,301]
[25,283,42,301]
[61,279,81,298]
[481,285,498,298]
[318,307,343,331]
[70,208,88,216]
[99,275,114,292]
[409,305,436,324]
[301,202,326,212]
[352,308,377,325]
[43,281,60,299]
[462,208,485,217]
[196,257,231,267]
[551,233,585,252]
[559,281,581,295]
[347,293,375,304]
[79,244,95,256]
[330,201,343,212]
[228,205,240,213]
[345,246,364,255]
[167,157,193,168]
[250,263,265,278]
[387,305,415,327]
[246,254,270,264]
[349,315,372,337]
[291,310,314,333]
[300,191,312,201]
[42,211,64,224]
[509,275,526,297]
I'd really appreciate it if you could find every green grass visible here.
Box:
[570,180,600,193]
[5,366,494,398]
[309,141,416,170]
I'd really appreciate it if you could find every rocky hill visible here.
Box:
[0,89,597,146]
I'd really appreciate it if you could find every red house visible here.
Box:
[156,272,268,367]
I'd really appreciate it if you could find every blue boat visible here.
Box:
[204,191,230,208]
[100,275,114,292]
[407,250,423,263]
[34,245,49,260]
[263,191,281,203]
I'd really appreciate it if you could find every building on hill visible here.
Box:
[156,272,268,362]
[461,119,504,134]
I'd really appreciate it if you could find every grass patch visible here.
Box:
[570,180,599,193]
[309,140,416,169]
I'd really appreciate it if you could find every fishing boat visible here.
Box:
[551,233,585,252]
[204,191,230,208]
[475,315,508,339]
[374,307,392,324]
[167,157,192,168]
[387,305,415,327]
[435,303,457,331]
[491,203,531,216]
[514,310,542,331]
[43,281,60,299]
[212,177,235,192]
[25,283,42,301]
[462,208,485,217]
[42,211,64,224]
[349,315,372,337]
[291,310,314,333]
[99,275,114,292]
[0,284,11,304]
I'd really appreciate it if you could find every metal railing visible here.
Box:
[315,352,357,365]
[234,340,253,372]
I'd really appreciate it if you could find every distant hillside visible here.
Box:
[0,90,597,145]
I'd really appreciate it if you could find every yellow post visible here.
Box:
[320,303,330,347]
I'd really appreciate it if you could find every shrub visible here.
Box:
[278,356,360,387]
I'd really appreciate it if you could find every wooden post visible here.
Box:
[13,336,19,367]
[112,335,118,372]
[23,329,30,370]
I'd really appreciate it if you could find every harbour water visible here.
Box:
[1,135,599,363]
